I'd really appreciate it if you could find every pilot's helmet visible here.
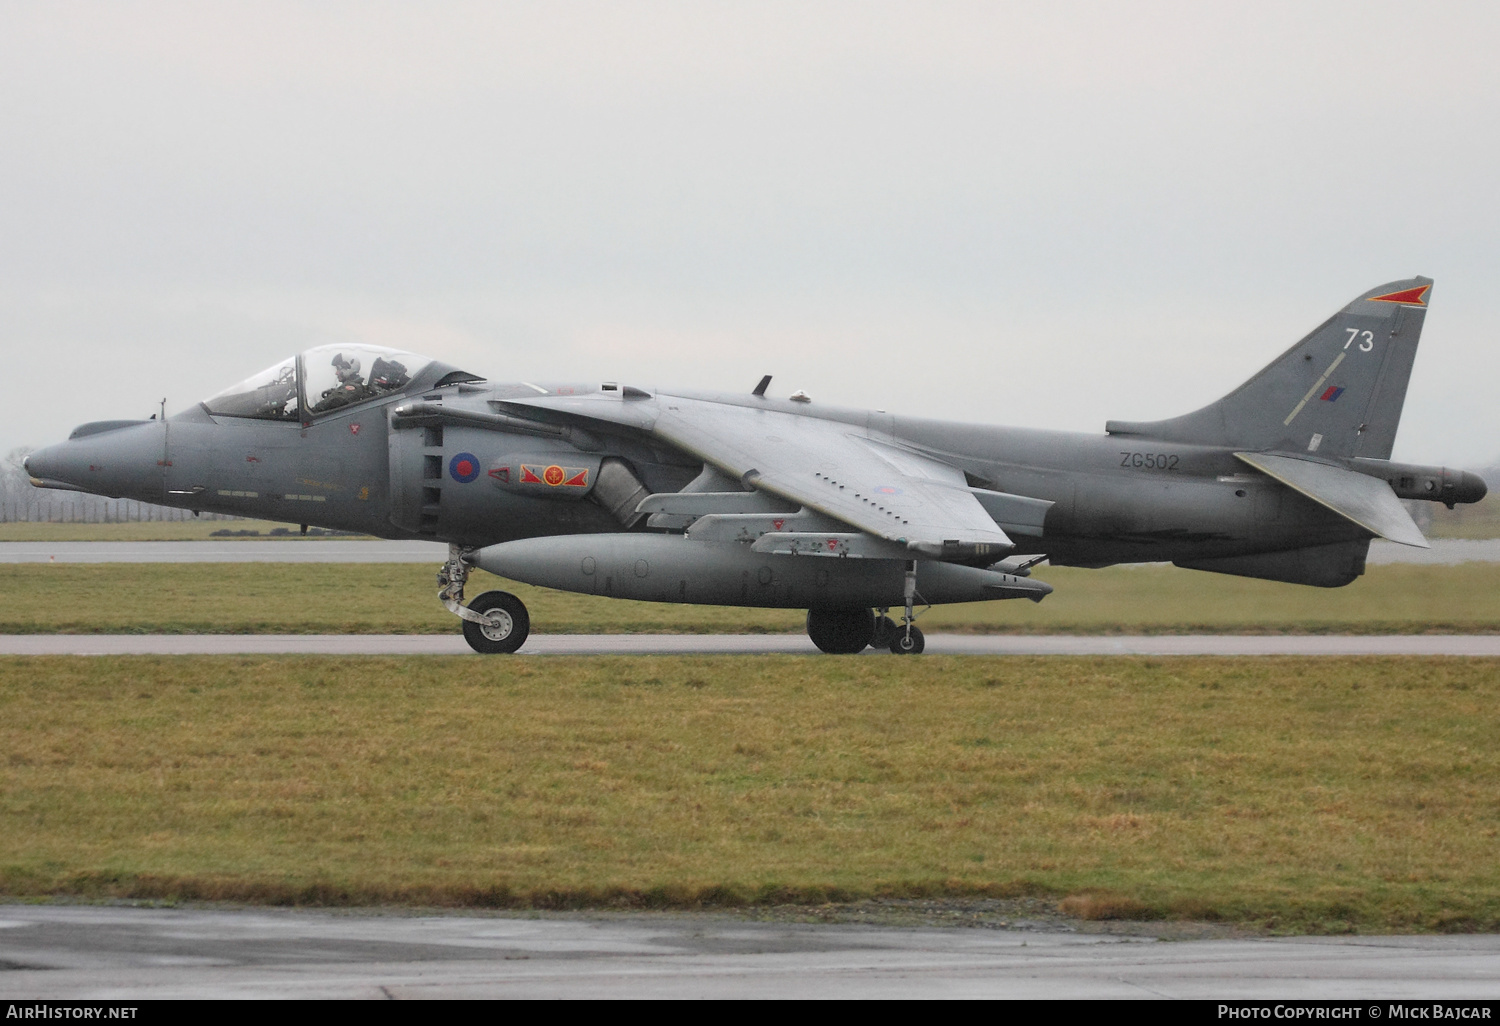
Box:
[331,353,363,384]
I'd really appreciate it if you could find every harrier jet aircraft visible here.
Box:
[26,277,1487,654]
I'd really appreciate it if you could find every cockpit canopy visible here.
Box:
[202,344,474,421]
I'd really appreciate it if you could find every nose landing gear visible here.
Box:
[438,545,531,654]
[461,590,531,654]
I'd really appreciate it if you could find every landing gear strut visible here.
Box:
[889,560,925,655]
[439,545,531,654]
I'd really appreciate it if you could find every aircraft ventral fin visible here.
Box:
[1235,452,1429,548]
[498,393,1013,558]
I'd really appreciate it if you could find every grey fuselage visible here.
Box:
[32,378,1389,573]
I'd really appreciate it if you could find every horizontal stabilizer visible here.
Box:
[1235,452,1428,548]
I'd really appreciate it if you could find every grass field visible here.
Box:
[3,654,1497,932]
[1,561,1499,635]
[1425,496,1500,540]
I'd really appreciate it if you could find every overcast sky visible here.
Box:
[3,1,1497,466]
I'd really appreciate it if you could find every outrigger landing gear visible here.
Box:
[889,560,925,655]
[807,563,928,655]
[438,545,531,654]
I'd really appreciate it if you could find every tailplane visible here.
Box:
[1107,277,1432,460]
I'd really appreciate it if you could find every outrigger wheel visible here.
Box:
[462,590,531,654]
[889,624,925,655]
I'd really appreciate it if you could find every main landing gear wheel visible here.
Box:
[889,624,925,655]
[462,590,531,654]
[870,615,899,649]
[806,608,875,654]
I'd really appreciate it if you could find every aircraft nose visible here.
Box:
[27,421,165,498]
[23,443,67,485]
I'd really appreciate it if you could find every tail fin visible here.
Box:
[1106,277,1432,459]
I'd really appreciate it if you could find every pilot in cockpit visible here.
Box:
[311,352,373,412]
[334,352,362,384]
[309,351,415,413]
[204,343,428,421]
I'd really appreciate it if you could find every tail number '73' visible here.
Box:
[1120,452,1180,470]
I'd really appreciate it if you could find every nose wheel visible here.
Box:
[438,545,531,654]
[461,590,531,654]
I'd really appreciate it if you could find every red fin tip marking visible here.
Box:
[1367,285,1430,306]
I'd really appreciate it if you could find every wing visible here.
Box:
[496,392,1014,559]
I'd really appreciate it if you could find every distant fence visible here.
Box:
[0,493,240,524]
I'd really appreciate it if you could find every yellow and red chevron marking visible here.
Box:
[519,463,590,487]
[1367,285,1431,306]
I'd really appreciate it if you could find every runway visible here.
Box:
[1,905,1497,999]
[2,633,1499,655]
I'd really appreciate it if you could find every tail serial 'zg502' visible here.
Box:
[26,278,1487,654]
